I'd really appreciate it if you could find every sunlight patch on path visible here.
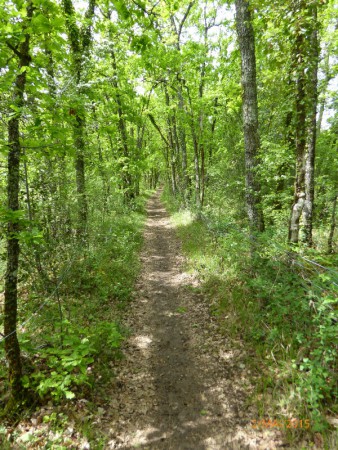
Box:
[132,334,153,350]
[102,192,287,450]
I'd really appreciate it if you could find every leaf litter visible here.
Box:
[101,192,289,450]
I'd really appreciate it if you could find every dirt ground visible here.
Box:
[103,191,287,449]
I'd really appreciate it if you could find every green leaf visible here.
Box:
[31,13,51,33]
[19,65,29,74]
[65,390,75,399]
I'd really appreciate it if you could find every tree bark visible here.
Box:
[62,0,95,235]
[328,193,337,254]
[165,89,178,195]
[289,0,320,244]
[288,1,307,243]
[92,105,109,211]
[235,0,265,234]
[177,87,189,201]
[74,114,88,232]
[317,50,331,136]
[170,4,195,203]
[192,128,201,210]
[110,46,133,200]
[303,5,319,246]
[183,82,201,209]
[4,0,33,406]
[209,97,218,162]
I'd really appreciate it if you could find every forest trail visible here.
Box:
[103,191,286,449]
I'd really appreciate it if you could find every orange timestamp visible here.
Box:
[251,418,311,430]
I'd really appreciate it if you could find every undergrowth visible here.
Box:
[0,193,149,448]
[163,189,338,449]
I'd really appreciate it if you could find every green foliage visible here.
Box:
[0,208,27,225]
[0,198,145,410]
[21,321,123,401]
[167,192,338,440]
[0,0,337,446]
[293,291,338,431]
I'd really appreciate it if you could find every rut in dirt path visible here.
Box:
[105,191,286,450]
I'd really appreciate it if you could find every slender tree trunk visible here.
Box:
[167,123,177,196]
[43,45,62,240]
[303,5,319,246]
[200,143,205,207]
[74,115,88,234]
[317,17,338,135]
[317,50,331,136]
[146,114,172,193]
[198,65,205,208]
[209,97,218,162]
[6,118,24,405]
[328,193,337,254]
[23,151,33,222]
[4,0,33,406]
[235,0,265,234]
[192,128,201,210]
[110,47,133,200]
[289,0,321,244]
[289,1,307,243]
[172,115,181,184]
[181,81,201,210]
[170,4,194,202]
[62,0,95,234]
[199,17,208,208]
[165,88,178,195]
[177,88,189,201]
[92,104,109,211]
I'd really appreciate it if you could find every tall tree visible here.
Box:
[235,0,265,234]
[303,3,319,246]
[289,0,321,245]
[62,0,96,236]
[110,44,134,200]
[170,1,195,203]
[4,0,33,407]
[288,0,307,244]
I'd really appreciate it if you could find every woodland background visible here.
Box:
[0,0,337,447]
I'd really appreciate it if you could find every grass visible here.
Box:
[0,191,150,448]
[163,189,338,449]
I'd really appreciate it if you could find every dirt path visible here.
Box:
[104,192,286,449]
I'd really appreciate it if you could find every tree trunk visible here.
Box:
[200,142,205,207]
[4,0,33,406]
[199,17,208,208]
[303,5,319,246]
[192,126,201,210]
[62,0,95,234]
[289,0,321,244]
[165,88,178,196]
[170,4,194,202]
[92,104,109,211]
[177,87,189,202]
[74,114,88,234]
[110,47,133,201]
[328,194,337,254]
[317,50,331,136]
[235,0,265,234]
[288,1,307,243]
[209,97,218,162]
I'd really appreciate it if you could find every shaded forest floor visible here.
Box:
[1,191,332,449]
[97,191,288,449]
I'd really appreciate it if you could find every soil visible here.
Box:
[103,191,287,450]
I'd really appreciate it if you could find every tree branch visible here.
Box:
[130,0,160,18]
[178,1,195,39]
[6,42,22,59]
[81,0,96,51]
[147,114,169,147]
